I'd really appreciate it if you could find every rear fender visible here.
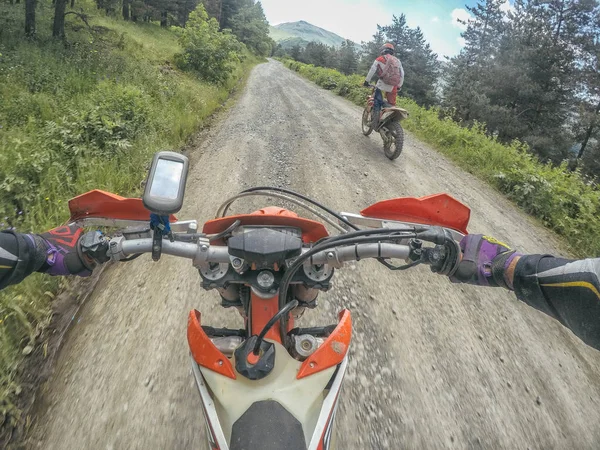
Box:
[381,107,408,123]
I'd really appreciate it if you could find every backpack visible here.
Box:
[381,55,402,86]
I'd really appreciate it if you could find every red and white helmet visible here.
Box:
[380,43,395,55]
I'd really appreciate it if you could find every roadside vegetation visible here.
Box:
[275,1,600,180]
[0,0,271,437]
[282,59,600,259]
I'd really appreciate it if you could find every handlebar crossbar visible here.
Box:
[113,237,412,268]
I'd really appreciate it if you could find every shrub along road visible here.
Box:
[28,60,600,449]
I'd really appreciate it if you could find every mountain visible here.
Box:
[270,20,347,49]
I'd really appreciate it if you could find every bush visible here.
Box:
[44,82,151,160]
[174,5,244,85]
[282,59,600,257]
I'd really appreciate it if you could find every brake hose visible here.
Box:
[252,299,299,355]
[277,233,417,340]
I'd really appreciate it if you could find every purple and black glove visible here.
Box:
[27,225,107,277]
[451,234,521,289]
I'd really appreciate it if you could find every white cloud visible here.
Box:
[451,8,471,30]
[457,36,467,47]
[500,0,514,13]
[431,16,440,23]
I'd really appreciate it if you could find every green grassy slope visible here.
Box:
[0,2,257,435]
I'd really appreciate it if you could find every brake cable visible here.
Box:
[240,186,360,232]
[208,219,241,242]
[216,191,347,233]
[252,300,299,355]
[277,232,417,341]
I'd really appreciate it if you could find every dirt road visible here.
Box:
[28,60,600,449]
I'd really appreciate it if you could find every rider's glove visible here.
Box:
[450,234,521,289]
[363,80,370,87]
[27,225,107,277]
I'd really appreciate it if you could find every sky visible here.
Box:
[260,0,513,59]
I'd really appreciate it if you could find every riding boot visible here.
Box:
[371,106,381,130]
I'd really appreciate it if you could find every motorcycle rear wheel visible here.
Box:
[383,121,404,160]
[362,107,373,136]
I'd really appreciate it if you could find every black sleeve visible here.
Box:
[514,255,600,350]
[0,231,46,290]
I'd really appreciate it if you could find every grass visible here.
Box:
[0,1,259,431]
[281,59,600,258]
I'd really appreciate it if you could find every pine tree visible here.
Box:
[402,27,440,105]
[381,15,440,105]
[358,28,384,73]
[229,1,273,55]
[444,0,507,123]
[25,0,35,35]
[338,39,358,75]
[290,45,302,61]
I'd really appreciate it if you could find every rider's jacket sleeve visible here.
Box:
[366,59,380,83]
[514,255,600,350]
[0,231,45,290]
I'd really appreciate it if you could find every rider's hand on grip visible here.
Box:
[34,225,108,277]
[449,234,521,289]
[363,80,371,87]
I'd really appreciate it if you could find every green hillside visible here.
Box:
[0,1,261,443]
[268,25,294,41]
[270,20,346,47]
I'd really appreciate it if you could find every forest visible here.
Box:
[276,0,600,181]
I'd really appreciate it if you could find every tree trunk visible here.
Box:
[70,0,74,8]
[578,100,600,159]
[25,0,35,36]
[52,0,67,38]
[553,1,565,45]
[122,0,129,20]
[160,10,167,27]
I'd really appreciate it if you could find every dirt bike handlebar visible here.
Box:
[107,236,416,268]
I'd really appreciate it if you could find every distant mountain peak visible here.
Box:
[270,20,349,49]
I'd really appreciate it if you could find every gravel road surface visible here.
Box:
[28,60,600,450]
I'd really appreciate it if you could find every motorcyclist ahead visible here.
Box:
[364,43,404,129]
[1,227,599,350]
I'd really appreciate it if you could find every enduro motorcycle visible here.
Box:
[69,151,470,450]
[361,85,409,161]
